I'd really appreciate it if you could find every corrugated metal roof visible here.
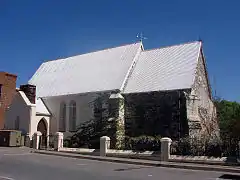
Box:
[124,41,201,93]
[29,42,142,97]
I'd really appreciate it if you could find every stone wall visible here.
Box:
[93,92,125,149]
[124,91,188,140]
[186,51,218,137]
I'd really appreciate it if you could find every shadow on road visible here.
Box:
[219,174,240,180]
[114,166,151,172]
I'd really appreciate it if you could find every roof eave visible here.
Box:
[123,88,191,95]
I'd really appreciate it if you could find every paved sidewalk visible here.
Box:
[33,150,240,174]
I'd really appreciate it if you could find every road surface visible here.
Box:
[0,147,239,180]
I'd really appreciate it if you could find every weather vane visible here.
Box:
[136,32,147,42]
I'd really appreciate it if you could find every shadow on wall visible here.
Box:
[124,91,188,140]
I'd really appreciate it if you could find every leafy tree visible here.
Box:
[215,99,240,139]
[64,118,113,148]
[64,96,115,148]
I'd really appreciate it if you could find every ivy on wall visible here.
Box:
[124,90,188,140]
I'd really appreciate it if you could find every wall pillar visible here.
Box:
[54,132,64,151]
[160,137,172,161]
[33,131,42,149]
[108,93,125,149]
[100,136,110,156]
[20,135,25,146]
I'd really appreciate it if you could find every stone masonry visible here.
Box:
[90,52,217,143]
[92,92,125,149]
[108,93,125,149]
[124,91,188,140]
[186,51,218,137]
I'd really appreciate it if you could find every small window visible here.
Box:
[15,116,20,130]
[69,100,77,132]
[59,102,66,132]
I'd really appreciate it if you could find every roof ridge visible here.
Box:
[143,40,201,52]
[44,41,142,63]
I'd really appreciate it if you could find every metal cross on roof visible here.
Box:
[136,32,147,42]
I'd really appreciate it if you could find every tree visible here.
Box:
[215,99,240,139]
[64,96,115,148]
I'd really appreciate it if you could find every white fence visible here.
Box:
[32,131,240,164]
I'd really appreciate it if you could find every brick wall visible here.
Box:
[0,72,17,129]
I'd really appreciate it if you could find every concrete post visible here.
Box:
[33,131,42,149]
[54,132,64,151]
[20,136,25,146]
[100,136,110,156]
[160,137,172,161]
[25,133,31,147]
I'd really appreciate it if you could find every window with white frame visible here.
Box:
[59,102,66,132]
[69,100,77,132]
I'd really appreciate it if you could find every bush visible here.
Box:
[171,135,230,157]
[63,139,71,148]
[205,136,223,157]
[171,137,191,155]
[125,135,161,151]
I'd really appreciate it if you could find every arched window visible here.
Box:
[69,100,77,132]
[59,102,66,131]
[15,116,20,130]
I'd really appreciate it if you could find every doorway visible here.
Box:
[37,118,47,148]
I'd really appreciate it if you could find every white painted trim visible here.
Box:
[190,41,202,89]
[120,43,143,91]
[199,47,213,100]
[18,91,34,107]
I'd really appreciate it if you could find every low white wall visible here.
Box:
[58,147,232,164]
[60,147,99,155]
[59,147,161,160]
[170,155,228,165]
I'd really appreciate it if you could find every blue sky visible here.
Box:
[0,0,239,101]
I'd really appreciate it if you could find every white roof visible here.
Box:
[29,42,142,97]
[124,41,201,93]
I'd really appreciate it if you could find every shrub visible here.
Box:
[125,135,161,151]
[171,137,191,155]
[205,136,223,157]
[63,139,70,148]
[171,135,229,157]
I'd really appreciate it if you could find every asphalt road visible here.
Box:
[0,147,239,180]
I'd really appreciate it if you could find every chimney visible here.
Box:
[20,84,36,104]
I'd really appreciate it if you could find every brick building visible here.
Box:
[0,72,17,129]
